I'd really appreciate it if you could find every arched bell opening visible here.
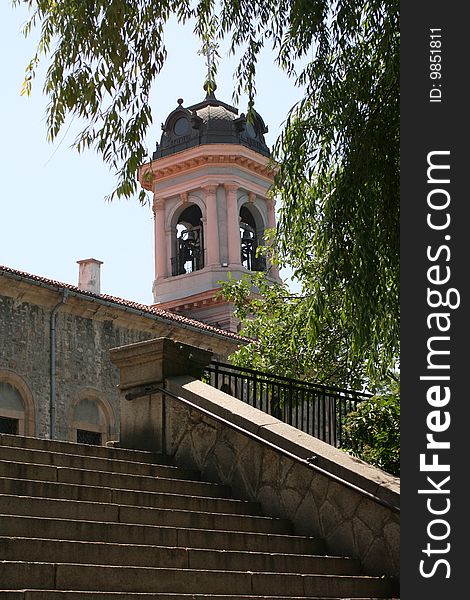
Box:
[171,204,204,276]
[239,205,266,272]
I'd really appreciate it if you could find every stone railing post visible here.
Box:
[109,337,212,451]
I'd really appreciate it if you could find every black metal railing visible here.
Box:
[203,361,371,448]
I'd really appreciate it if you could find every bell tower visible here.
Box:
[138,86,279,332]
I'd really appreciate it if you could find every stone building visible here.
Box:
[0,262,241,443]
[0,85,280,444]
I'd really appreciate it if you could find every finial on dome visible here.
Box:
[198,37,219,99]
[203,79,217,99]
[177,98,184,105]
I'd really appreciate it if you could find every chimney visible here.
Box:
[77,258,103,294]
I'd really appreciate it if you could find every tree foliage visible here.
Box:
[272,1,399,383]
[341,374,400,475]
[15,0,399,382]
[221,270,369,390]
[16,0,194,201]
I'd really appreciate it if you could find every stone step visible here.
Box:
[0,514,325,554]
[0,494,292,534]
[0,460,231,497]
[0,476,261,515]
[0,444,199,479]
[0,433,169,464]
[0,593,395,600]
[0,562,395,597]
[0,435,398,599]
[0,536,361,575]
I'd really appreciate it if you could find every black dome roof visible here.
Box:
[153,89,270,160]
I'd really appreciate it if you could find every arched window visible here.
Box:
[240,205,266,272]
[0,373,35,436]
[172,204,204,276]
[71,395,115,446]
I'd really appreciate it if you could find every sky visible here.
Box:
[0,3,305,304]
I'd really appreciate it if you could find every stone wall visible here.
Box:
[0,292,166,439]
[52,309,156,441]
[0,276,240,441]
[0,294,52,437]
[0,296,50,367]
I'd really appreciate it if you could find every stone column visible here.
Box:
[224,183,241,266]
[203,184,220,267]
[266,197,276,230]
[153,196,167,280]
[265,197,280,280]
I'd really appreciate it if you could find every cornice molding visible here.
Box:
[153,287,228,314]
[139,144,276,191]
[149,173,271,202]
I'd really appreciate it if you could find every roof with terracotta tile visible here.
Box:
[0,264,247,343]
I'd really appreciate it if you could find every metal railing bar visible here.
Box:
[205,361,372,398]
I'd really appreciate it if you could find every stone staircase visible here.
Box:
[0,433,397,598]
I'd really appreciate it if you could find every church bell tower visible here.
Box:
[138,84,279,332]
